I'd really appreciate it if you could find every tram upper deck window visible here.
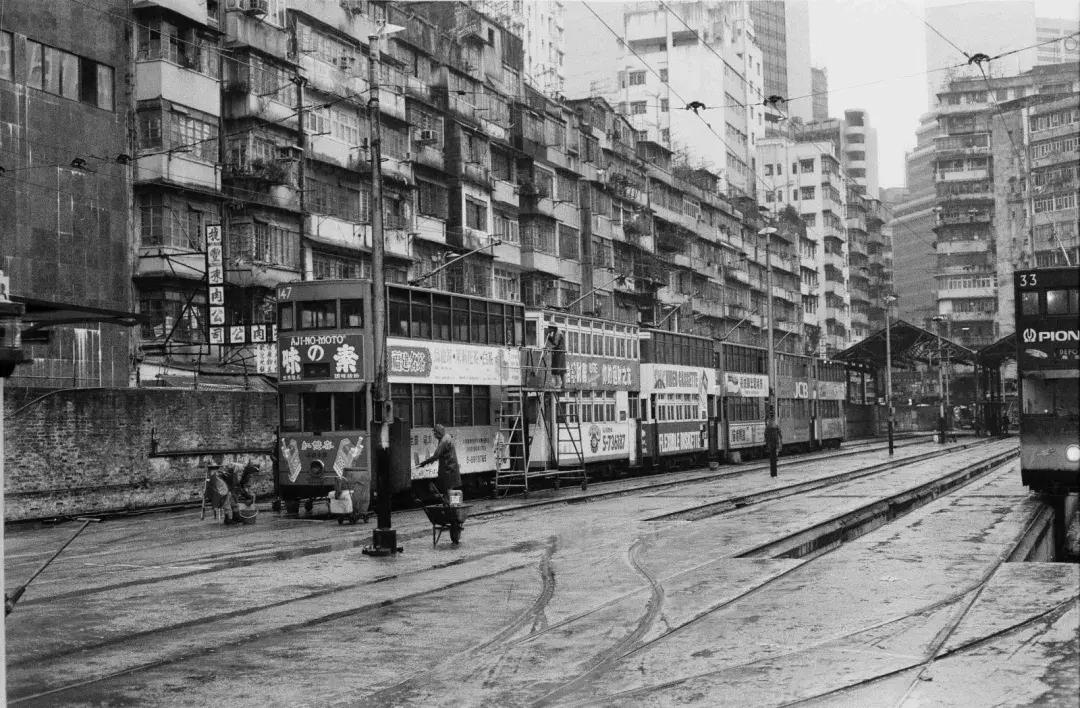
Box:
[1020,291,1039,315]
[390,290,409,337]
[471,300,488,343]
[341,299,364,328]
[432,294,451,340]
[1045,289,1077,315]
[279,303,295,331]
[411,291,432,338]
[299,300,336,329]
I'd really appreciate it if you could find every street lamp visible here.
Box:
[883,294,897,455]
[758,220,780,478]
[364,21,406,558]
[931,314,949,444]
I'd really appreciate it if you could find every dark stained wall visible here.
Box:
[0,0,134,387]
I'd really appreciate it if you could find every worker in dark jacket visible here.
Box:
[545,325,566,389]
[418,423,462,505]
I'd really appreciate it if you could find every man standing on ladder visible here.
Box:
[545,325,566,389]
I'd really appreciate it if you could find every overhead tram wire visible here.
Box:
[50,0,1075,158]
[579,1,780,200]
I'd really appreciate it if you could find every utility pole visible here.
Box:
[759,222,780,477]
[933,315,947,444]
[363,23,404,557]
[884,295,896,455]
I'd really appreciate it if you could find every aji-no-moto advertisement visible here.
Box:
[410,425,505,479]
[278,432,368,486]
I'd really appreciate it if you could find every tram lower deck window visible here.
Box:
[392,384,490,428]
[282,392,368,432]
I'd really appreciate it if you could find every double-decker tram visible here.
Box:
[1014,267,1080,493]
[774,350,813,453]
[813,359,848,449]
[522,311,641,477]
[275,280,375,515]
[639,329,715,467]
[718,342,768,459]
[386,285,524,495]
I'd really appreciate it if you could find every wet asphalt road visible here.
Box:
[4,438,1077,707]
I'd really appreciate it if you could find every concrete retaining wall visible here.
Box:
[3,388,277,521]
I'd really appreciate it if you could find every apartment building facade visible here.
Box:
[3,0,837,392]
[928,63,1078,347]
[0,0,135,387]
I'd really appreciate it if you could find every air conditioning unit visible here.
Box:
[414,129,438,145]
[341,0,365,14]
[242,0,268,16]
[337,56,354,72]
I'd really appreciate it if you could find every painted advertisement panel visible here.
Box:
[819,418,845,440]
[568,421,631,462]
[387,338,521,386]
[728,421,766,448]
[278,334,365,383]
[277,432,368,485]
[409,425,506,479]
[564,354,639,390]
[817,380,847,400]
[723,372,768,398]
[642,420,707,457]
[642,364,715,396]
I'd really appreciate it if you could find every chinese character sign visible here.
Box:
[205,224,225,343]
[278,334,366,382]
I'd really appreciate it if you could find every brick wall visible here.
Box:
[3,388,278,521]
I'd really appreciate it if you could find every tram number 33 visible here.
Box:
[1019,273,1038,287]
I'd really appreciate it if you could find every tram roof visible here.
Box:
[831,319,978,367]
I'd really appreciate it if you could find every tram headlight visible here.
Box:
[1066,445,1080,463]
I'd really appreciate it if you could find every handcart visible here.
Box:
[423,504,471,547]
[330,467,371,525]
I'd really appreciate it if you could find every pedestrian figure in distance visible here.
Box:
[545,325,566,389]
[417,423,462,506]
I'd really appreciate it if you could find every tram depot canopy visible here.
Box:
[832,319,979,369]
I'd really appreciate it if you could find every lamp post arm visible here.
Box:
[564,273,623,310]
[408,239,501,287]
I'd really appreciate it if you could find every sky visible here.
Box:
[807,0,1080,189]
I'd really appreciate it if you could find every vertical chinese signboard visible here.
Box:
[206,224,225,344]
[205,224,276,352]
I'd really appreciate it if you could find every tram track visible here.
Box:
[7,437,964,611]
[7,441,1018,705]
[543,456,1064,707]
